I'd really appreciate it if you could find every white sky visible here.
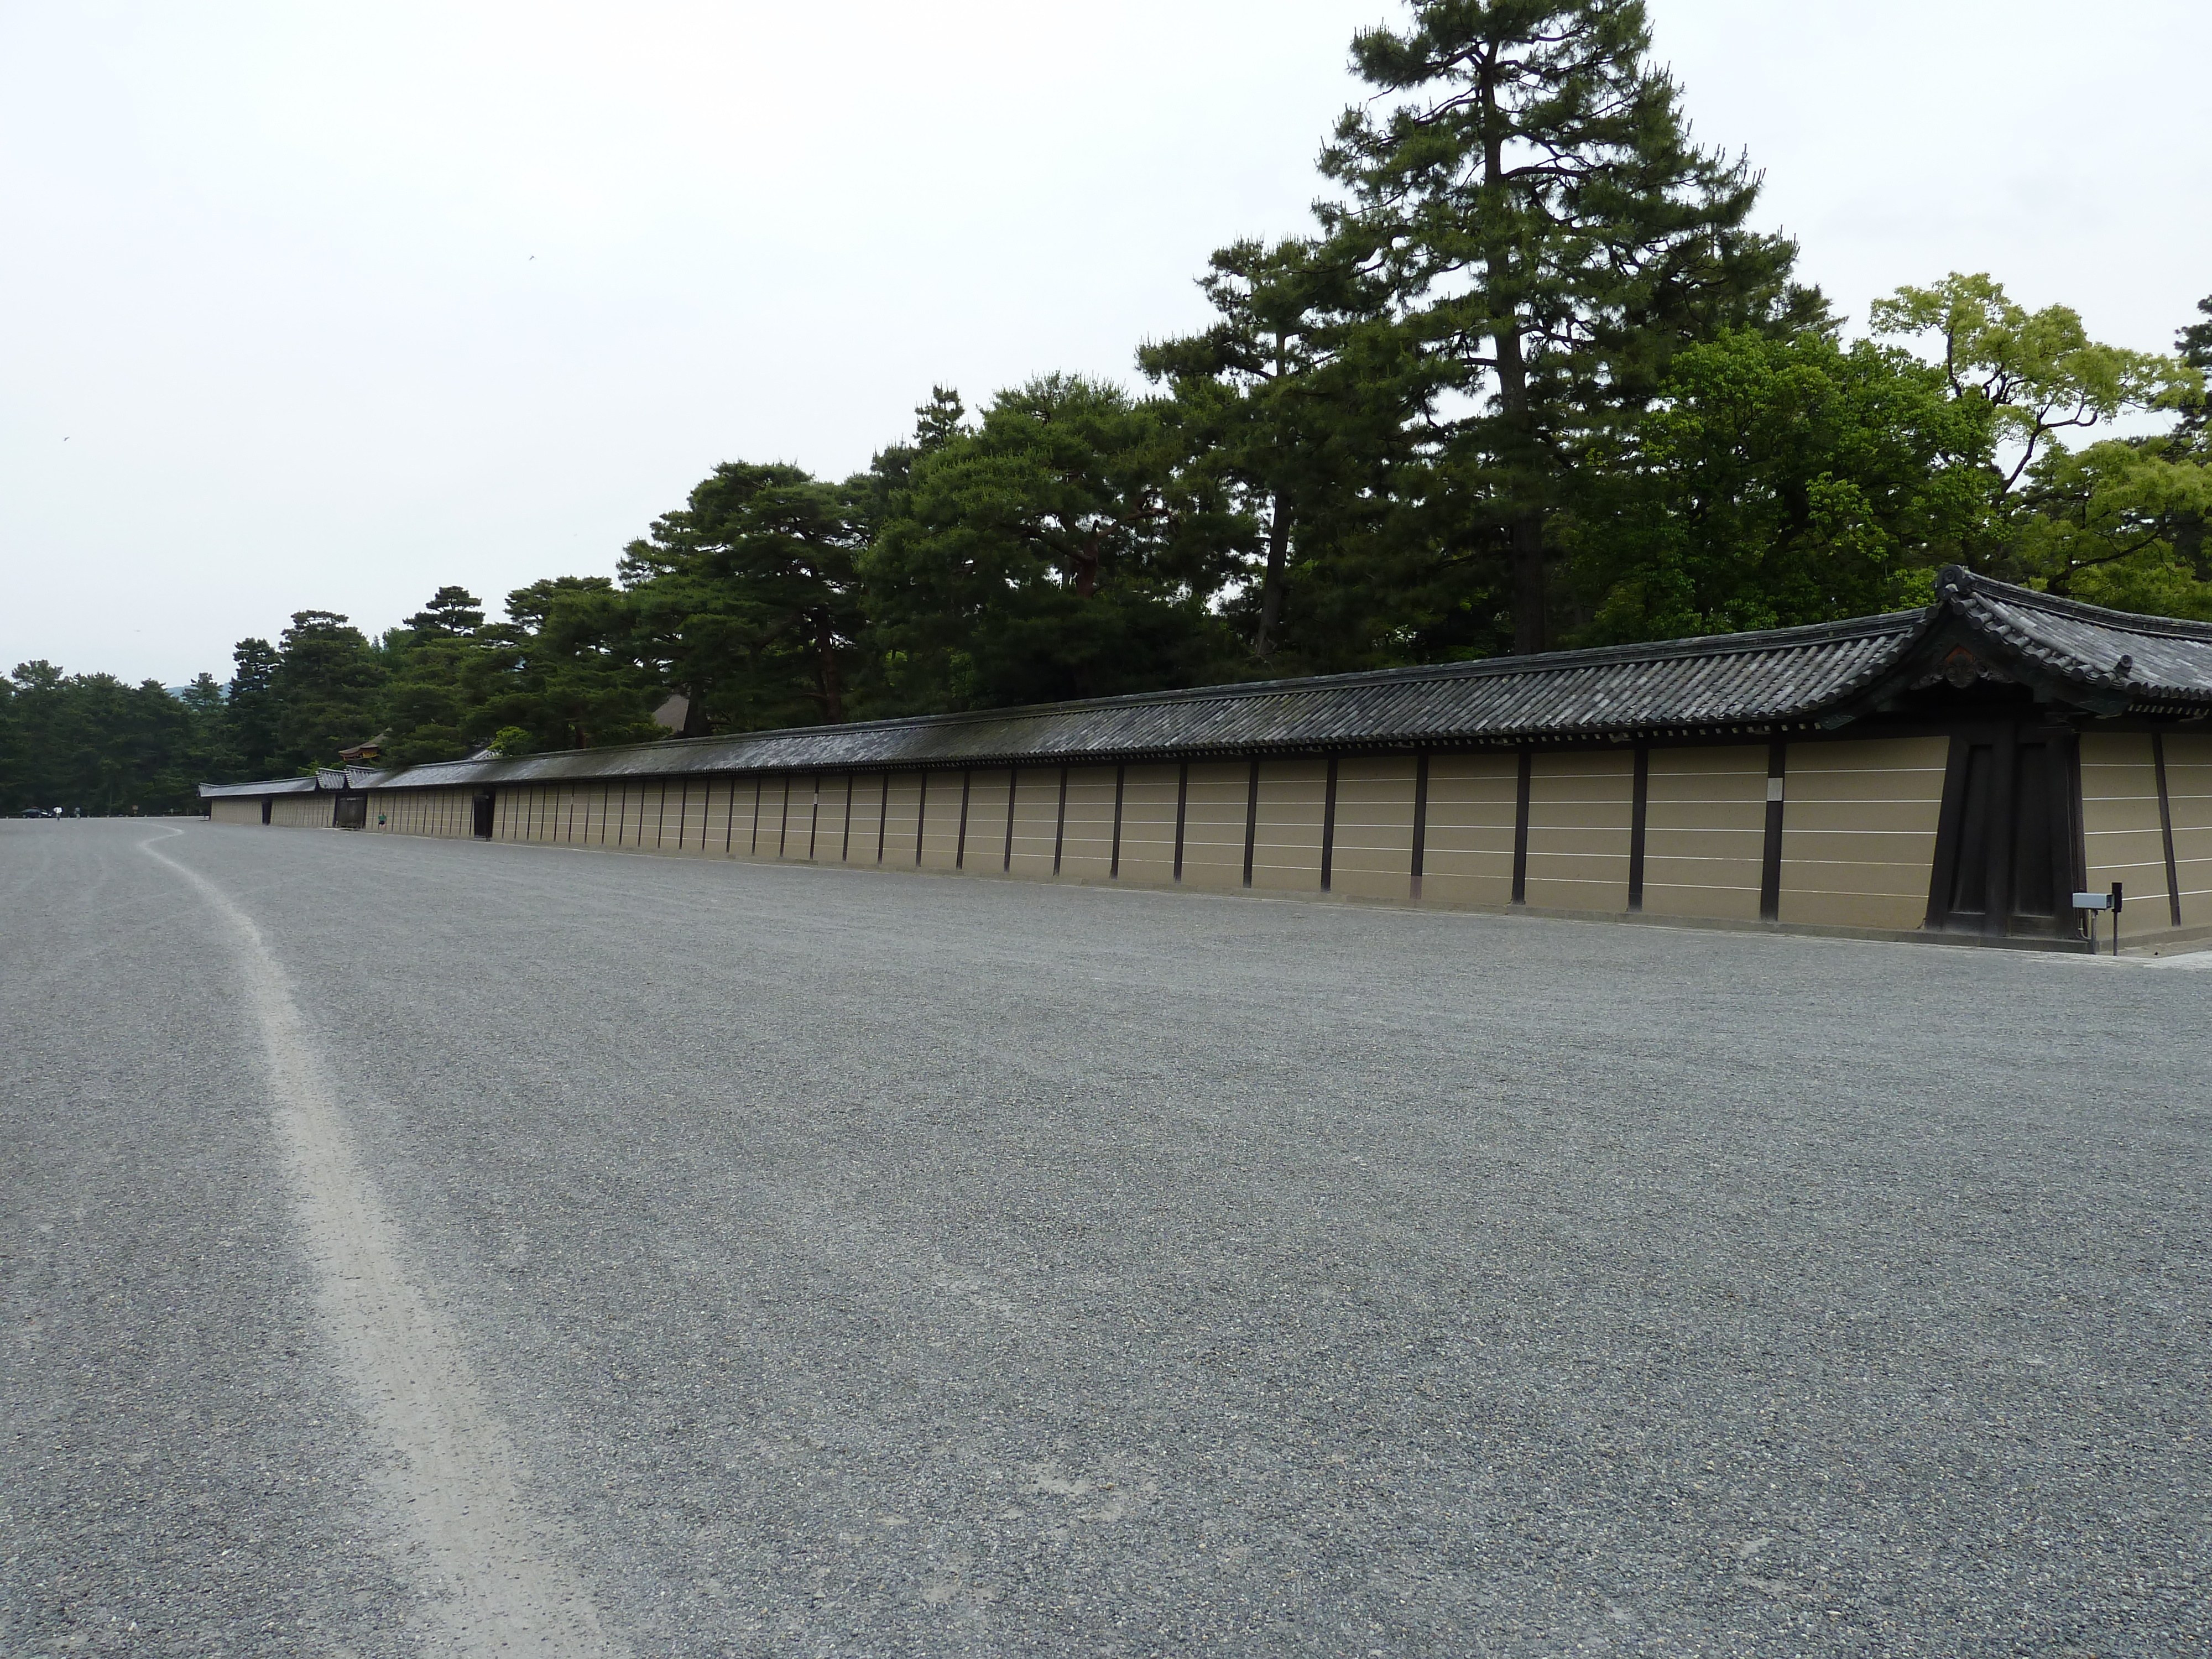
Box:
[4,0,2208,686]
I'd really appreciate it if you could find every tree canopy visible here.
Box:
[7,1,2207,810]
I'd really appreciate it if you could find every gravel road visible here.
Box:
[4,819,2206,1657]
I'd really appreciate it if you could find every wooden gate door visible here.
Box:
[472,791,496,839]
[1926,723,2083,940]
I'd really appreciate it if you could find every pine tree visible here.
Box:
[622,463,868,732]
[482,577,661,752]
[1320,0,1815,653]
[2169,294,2211,579]
[383,587,493,766]
[225,637,284,775]
[269,611,387,770]
[861,375,1247,712]
[1141,238,1408,664]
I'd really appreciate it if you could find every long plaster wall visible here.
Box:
[267,795,331,830]
[337,740,1966,938]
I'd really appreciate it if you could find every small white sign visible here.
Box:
[2073,891,2112,910]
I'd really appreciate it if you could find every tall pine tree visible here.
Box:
[1320,0,1816,653]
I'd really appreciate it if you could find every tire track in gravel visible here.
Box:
[141,828,628,1657]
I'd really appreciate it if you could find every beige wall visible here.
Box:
[795,775,825,860]
[786,775,816,858]
[1061,766,1119,880]
[814,773,855,863]
[1179,762,1248,891]
[917,771,964,870]
[369,786,464,838]
[265,794,329,829]
[1332,755,1416,903]
[648,781,681,849]
[844,773,887,863]
[1421,753,1517,908]
[1252,759,1327,894]
[798,776,832,859]
[882,774,923,865]
[625,781,653,848]
[750,776,785,857]
[1524,750,1632,912]
[1643,745,1766,922]
[2163,734,2212,927]
[582,785,613,846]
[1778,737,1948,930]
[672,776,712,854]
[1008,767,1061,878]
[2081,733,2173,938]
[962,768,1013,872]
[341,728,2098,945]
[1117,764,1180,886]
[208,797,262,825]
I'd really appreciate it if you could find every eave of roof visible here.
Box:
[200,571,2212,799]
[198,775,324,797]
[349,609,1929,792]
[1944,568,2212,707]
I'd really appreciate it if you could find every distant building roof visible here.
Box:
[200,568,2212,800]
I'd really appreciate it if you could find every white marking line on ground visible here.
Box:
[141,831,626,1657]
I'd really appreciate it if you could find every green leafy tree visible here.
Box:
[862,375,1249,712]
[1569,327,1996,640]
[2010,437,2212,616]
[0,661,203,814]
[1318,0,1819,654]
[1871,273,2195,500]
[622,463,867,733]
[1873,274,2210,613]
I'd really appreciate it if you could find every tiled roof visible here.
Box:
[199,569,2212,798]
[1938,568,2212,707]
[199,775,321,797]
[351,612,1922,794]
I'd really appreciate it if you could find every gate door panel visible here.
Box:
[1927,725,2080,938]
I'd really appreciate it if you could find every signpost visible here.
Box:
[2073,883,2124,956]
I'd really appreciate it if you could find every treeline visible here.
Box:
[0,667,233,815]
[7,0,2210,813]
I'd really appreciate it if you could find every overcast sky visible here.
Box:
[4,0,2207,686]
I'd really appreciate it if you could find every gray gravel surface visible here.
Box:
[4,819,2208,1656]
